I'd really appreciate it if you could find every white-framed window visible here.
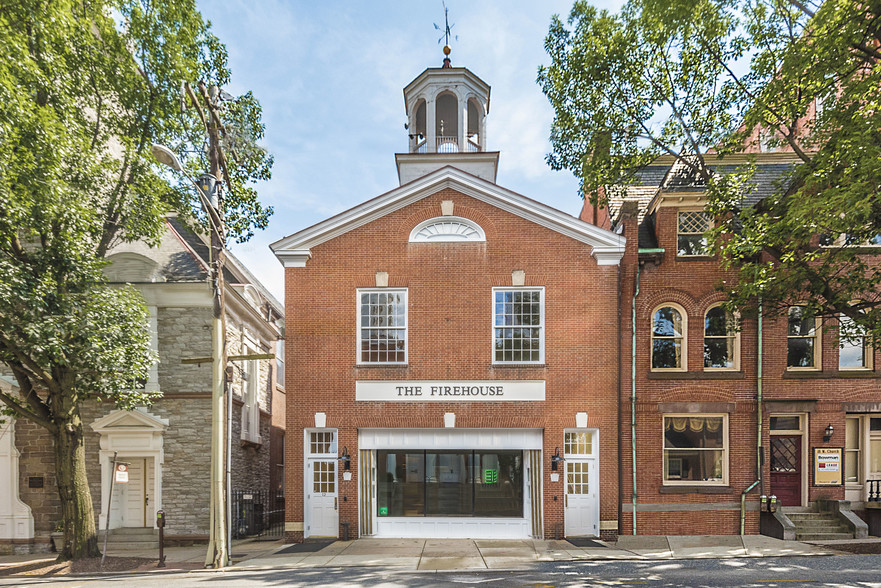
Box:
[409,216,486,242]
[358,289,407,364]
[492,287,544,364]
[704,305,738,370]
[839,313,871,371]
[846,417,861,485]
[241,354,262,444]
[677,211,710,256]
[564,430,595,457]
[663,414,728,485]
[787,305,820,370]
[652,304,687,371]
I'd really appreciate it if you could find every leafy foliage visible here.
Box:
[0,0,273,559]
[540,0,881,340]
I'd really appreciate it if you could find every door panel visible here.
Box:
[564,460,598,536]
[307,459,338,537]
[124,459,146,527]
[770,436,802,506]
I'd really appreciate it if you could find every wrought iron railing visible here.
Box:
[868,479,881,502]
[231,489,284,540]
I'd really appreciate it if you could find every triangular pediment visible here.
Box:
[91,408,168,433]
[271,166,625,266]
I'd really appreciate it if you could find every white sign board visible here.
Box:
[356,381,545,402]
[115,464,129,484]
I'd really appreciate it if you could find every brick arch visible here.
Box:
[696,291,730,316]
[637,289,698,318]
[399,197,496,242]
[657,386,737,403]
[838,387,881,401]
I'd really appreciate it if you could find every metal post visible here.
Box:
[156,510,166,567]
[101,451,118,566]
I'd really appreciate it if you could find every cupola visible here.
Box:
[395,47,499,186]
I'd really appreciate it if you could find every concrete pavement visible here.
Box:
[0,535,865,576]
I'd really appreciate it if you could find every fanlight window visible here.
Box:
[409,217,486,242]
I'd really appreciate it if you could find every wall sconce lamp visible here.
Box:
[551,447,564,471]
[339,446,351,470]
[823,424,834,442]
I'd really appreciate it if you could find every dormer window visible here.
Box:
[677,211,710,256]
[409,217,486,242]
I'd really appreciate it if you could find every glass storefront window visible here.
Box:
[376,450,523,518]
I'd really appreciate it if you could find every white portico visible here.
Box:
[91,408,167,529]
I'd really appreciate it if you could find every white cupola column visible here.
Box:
[457,94,466,153]
[426,96,437,153]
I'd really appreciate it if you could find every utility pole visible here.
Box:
[183,81,228,569]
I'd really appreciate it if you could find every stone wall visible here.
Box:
[158,307,213,395]
[14,420,58,553]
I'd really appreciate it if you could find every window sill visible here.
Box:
[783,370,878,379]
[648,371,743,380]
[675,255,716,262]
[355,364,409,369]
[492,364,547,369]
[240,435,263,450]
[659,485,733,494]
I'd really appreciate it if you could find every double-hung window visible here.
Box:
[677,211,710,256]
[839,312,871,370]
[493,288,544,364]
[787,305,819,369]
[663,414,727,485]
[704,305,738,370]
[358,289,407,364]
[652,304,686,371]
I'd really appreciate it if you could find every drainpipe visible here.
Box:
[631,259,640,535]
[741,297,764,535]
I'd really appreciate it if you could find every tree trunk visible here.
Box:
[53,405,100,561]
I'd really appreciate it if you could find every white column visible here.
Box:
[479,101,488,152]
[426,96,437,153]
[0,419,34,542]
[458,93,466,153]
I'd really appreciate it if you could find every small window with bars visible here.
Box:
[677,211,710,256]
[358,289,407,364]
[493,288,544,364]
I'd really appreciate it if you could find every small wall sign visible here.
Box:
[813,447,843,486]
[115,463,129,484]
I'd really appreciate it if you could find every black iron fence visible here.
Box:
[869,479,881,502]
[231,489,284,540]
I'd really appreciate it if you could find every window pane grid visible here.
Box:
[359,290,407,363]
[677,211,709,256]
[312,461,336,493]
[494,289,543,363]
[564,432,593,456]
[704,307,735,369]
[310,431,337,455]
[787,306,817,368]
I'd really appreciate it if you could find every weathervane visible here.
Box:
[434,1,457,66]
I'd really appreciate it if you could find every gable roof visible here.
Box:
[270,166,626,266]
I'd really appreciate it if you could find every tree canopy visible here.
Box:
[539,0,881,341]
[0,0,273,560]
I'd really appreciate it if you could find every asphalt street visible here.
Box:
[3,554,881,587]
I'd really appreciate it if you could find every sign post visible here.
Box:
[101,453,130,565]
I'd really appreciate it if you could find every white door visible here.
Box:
[307,459,338,537]
[124,458,147,527]
[564,459,598,537]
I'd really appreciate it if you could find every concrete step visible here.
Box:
[103,540,160,550]
[100,527,157,536]
[796,532,855,541]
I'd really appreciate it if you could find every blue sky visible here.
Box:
[197,0,623,300]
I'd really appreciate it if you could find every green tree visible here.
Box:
[539,0,881,340]
[0,0,272,560]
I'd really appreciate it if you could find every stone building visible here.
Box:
[0,216,284,553]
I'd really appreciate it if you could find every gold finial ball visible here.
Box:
[443,44,452,56]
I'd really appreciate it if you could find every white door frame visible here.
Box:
[563,428,599,537]
[304,429,338,538]
[91,408,166,530]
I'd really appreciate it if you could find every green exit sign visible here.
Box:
[483,469,498,484]
[379,506,388,516]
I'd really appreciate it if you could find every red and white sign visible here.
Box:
[115,463,129,483]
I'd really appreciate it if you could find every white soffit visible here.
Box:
[270,166,625,265]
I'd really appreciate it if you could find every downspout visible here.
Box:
[741,297,764,535]
[631,259,640,535]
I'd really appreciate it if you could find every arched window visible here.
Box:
[704,305,738,370]
[409,217,486,242]
[652,304,686,371]
[435,93,458,152]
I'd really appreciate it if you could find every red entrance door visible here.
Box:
[770,436,802,506]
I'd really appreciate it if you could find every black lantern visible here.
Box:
[823,424,834,442]
[339,446,351,470]
[551,447,563,471]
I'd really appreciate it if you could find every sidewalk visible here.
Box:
[1,535,871,576]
